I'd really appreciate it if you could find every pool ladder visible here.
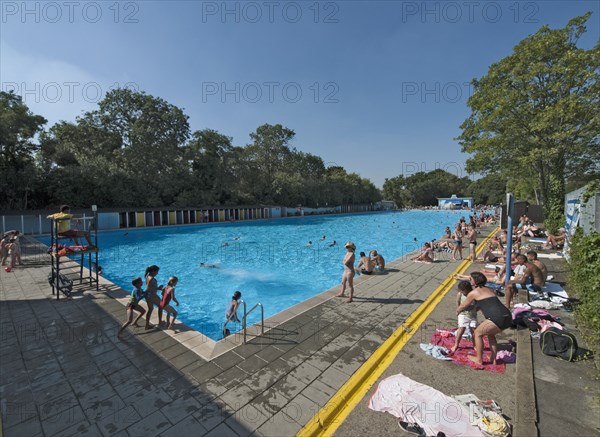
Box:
[223,300,264,343]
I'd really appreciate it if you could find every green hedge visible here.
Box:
[567,228,600,348]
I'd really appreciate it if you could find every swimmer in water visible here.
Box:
[320,235,326,241]
[222,242,229,247]
[305,241,313,247]
[329,240,337,247]
[199,263,219,268]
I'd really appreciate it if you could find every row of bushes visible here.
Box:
[567,228,600,359]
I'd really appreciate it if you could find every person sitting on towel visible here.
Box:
[544,227,566,249]
[504,254,545,308]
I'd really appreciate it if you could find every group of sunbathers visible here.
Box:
[414,213,487,263]
[354,249,386,275]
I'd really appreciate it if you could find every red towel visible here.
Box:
[431,331,505,373]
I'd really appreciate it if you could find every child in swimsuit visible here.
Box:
[160,276,180,332]
[144,265,164,330]
[450,281,478,354]
[226,291,242,323]
[117,277,147,337]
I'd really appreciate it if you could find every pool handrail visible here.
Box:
[223,300,264,343]
[242,302,264,344]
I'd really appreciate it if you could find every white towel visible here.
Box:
[369,374,484,437]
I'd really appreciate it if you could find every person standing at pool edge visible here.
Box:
[336,242,356,303]
[118,277,147,337]
[144,265,164,329]
[160,276,180,332]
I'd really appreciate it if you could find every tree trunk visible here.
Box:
[536,159,547,207]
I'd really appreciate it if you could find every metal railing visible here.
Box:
[223,299,264,343]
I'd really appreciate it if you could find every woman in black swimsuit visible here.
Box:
[456,272,512,365]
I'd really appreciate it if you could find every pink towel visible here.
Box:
[431,331,506,373]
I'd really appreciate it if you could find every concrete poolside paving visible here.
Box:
[2,228,597,436]
[335,245,600,437]
[2,232,474,437]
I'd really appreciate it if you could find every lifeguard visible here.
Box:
[47,205,93,246]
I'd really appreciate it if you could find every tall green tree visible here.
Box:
[38,120,124,207]
[383,170,470,207]
[383,175,408,208]
[457,14,600,223]
[4,88,383,210]
[183,129,235,205]
[0,91,47,209]
[466,173,509,205]
[243,124,295,202]
[38,89,191,208]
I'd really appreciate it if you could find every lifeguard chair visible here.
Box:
[48,206,99,299]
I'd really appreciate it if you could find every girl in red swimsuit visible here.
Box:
[160,276,180,332]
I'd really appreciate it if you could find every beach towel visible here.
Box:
[529,300,562,310]
[527,238,547,244]
[431,330,506,373]
[528,282,569,302]
[485,263,501,270]
[368,374,484,437]
[537,252,564,259]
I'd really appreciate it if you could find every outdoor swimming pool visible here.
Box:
[61,210,468,340]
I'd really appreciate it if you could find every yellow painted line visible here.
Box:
[297,227,500,437]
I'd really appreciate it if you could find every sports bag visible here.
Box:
[540,327,578,361]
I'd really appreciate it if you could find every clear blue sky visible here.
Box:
[2,1,598,187]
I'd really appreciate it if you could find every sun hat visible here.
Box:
[344,241,356,249]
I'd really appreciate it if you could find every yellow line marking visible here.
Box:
[297,227,499,437]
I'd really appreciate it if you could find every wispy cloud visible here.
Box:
[1,41,137,126]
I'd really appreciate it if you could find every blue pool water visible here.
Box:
[49,210,469,340]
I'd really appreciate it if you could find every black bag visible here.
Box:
[48,271,73,297]
[540,327,578,361]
